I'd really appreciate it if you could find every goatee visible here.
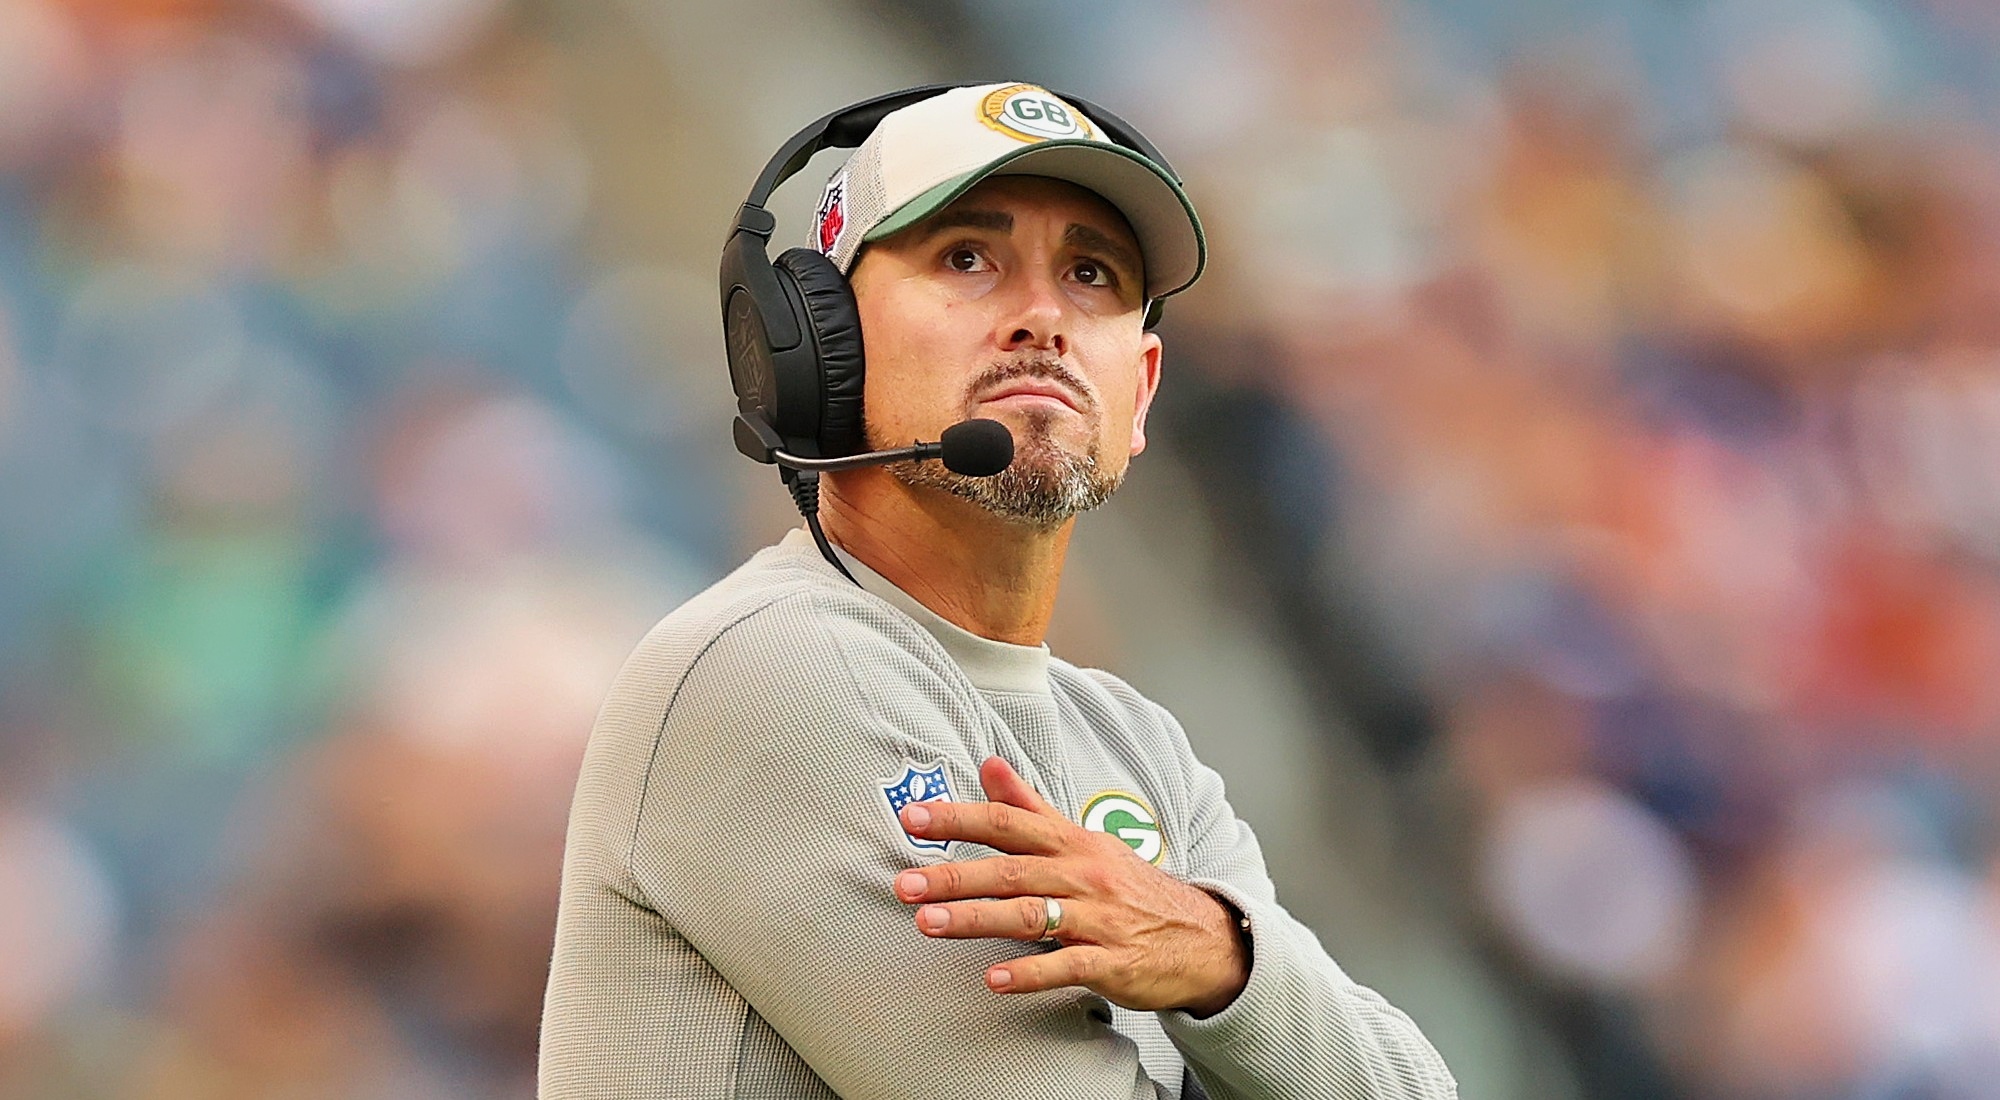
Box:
[874,406,1123,528]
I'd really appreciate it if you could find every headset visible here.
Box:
[718,82,1182,579]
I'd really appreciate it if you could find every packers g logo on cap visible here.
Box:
[1081,790,1163,864]
[979,84,1098,144]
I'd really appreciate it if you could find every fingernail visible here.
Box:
[920,905,949,932]
[896,871,926,899]
[903,805,931,830]
[989,968,1013,990]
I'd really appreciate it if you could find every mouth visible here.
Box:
[976,381,1084,415]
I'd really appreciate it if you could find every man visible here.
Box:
[539,83,1456,1099]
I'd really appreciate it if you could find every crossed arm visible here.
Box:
[887,754,1458,1100]
[890,755,1251,1018]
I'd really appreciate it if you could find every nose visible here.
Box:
[998,268,1068,358]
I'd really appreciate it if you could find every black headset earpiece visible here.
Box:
[772,247,867,458]
[721,82,1180,467]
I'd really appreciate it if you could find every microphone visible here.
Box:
[933,418,1015,476]
[736,416,1015,477]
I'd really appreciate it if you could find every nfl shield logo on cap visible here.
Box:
[813,170,847,257]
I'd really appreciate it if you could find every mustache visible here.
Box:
[966,356,1098,414]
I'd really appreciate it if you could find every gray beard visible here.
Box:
[870,407,1124,529]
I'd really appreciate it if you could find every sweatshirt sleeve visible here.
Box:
[1152,709,1458,1100]
[626,593,1162,1100]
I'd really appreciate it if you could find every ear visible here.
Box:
[1128,330,1164,458]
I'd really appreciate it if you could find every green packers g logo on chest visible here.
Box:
[1081,790,1164,864]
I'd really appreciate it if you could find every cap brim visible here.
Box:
[861,140,1205,300]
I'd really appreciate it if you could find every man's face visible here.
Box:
[846,175,1163,528]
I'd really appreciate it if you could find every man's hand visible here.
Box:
[894,757,1250,1017]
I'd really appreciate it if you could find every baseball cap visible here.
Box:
[807,83,1205,300]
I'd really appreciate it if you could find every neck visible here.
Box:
[818,467,1071,647]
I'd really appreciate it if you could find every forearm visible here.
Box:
[1161,884,1457,1100]
[1154,722,1457,1100]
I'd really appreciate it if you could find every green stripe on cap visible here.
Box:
[865,173,979,242]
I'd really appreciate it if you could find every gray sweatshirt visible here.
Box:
[538,528,1457,1099]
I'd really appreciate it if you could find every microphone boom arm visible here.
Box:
[734,412,940,470]
[734,407,1013,476]
[770,442,941,471]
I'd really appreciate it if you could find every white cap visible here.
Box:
[807,83,1205,300]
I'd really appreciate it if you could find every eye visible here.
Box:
[1072,259,1115,288]
[945,246,991,273]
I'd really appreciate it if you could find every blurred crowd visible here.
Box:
[1075,0,2000,1096]
[7,0,2000,1097]
[0,0,717,1094]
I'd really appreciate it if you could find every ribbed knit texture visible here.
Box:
[538,529,1457,1099]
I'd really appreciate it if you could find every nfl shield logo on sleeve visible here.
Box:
[880,761,954,853]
